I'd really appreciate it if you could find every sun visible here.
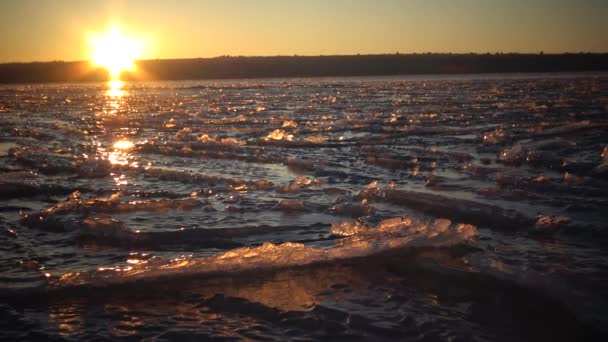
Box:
[89,26,143,79]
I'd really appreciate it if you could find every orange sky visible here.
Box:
[1,0,606,63]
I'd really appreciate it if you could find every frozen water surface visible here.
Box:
[1,73,607,340]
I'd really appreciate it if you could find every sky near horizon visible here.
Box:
[0,0,606,63]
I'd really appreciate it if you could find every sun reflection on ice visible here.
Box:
[113,140,134,150]
[95,80,141,191]
[48,303,83,337]
[107,151,130,166]
[106,80,126,98]
[108,140,136,169]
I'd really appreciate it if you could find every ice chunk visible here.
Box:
[563,172,586,185]
[357,180,384,199]
[377,216,414,232]
[4,228,17,238]
[251,179,274,190]
[332,200,375,218]
[277,176,315,193]
[499,145,525,164]
[282,120,298,128]
[77,159,112,178]
[197,134,245,146]
[265,129,294,142]
[483,128,508,144]
[53,217,477,288]
[173,127,194,141]
[21,193,204,229]
[13,149,77,174]
[425,218,452,235]
[117,198,204,212]
[362,187,534,230]
[592,146,608,176]
[534,215,570,232]
[331,220,368,237]
[295,175,313,186]
[276,199,305,211]
[303,135,328,144]
[332,215,456,240]
[19,260,42,271]
[78,217,134,244]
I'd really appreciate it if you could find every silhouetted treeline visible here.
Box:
[0,53,606,83]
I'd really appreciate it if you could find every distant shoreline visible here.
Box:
[1,53,607,84]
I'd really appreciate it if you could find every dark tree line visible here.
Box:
[0,53,606,83]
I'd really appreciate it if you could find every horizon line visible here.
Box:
[2,51,608,65]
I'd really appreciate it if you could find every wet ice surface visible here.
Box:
[1,73,608,340]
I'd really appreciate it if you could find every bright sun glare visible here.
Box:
[113,140,134,150]
[89,26,143,79]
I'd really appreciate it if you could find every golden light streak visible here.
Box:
[106,79,126,97]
